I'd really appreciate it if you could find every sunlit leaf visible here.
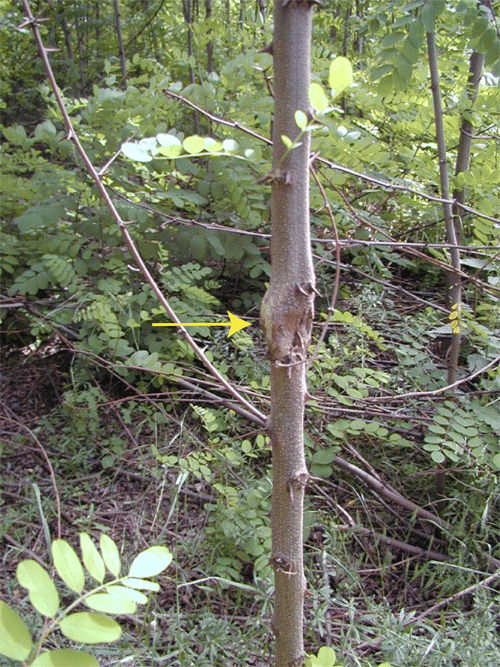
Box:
[59,612,121,644]
[32,649,98,667]
[317,645,337,667]
[0,601,32,660]
[156,133,182,157]
[121,142,153,162]
[129,546,172,578]
[104,585,148,604]
[85,593,136,615]
[295,110,308,130]
[328,56,353,96]
[16,560,59,618]
[204,137,223,153]
[308,82,329,112]
[100,534,121,577]
[80,533,105,584]
[122,577,160,591]
[52,540,85,594]
[183,135,205,154]
[222,138,239,153]
[281,134,293,149]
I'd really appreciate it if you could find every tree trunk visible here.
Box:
[205,0,213,73]
[426,31,461,498]
[113,0,127,86]
[260,2,316,665]
[453,51,484,244]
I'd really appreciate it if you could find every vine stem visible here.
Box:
[20,0,263,424]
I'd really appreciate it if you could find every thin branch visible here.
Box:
[364,354,500,403]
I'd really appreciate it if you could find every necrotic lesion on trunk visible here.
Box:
[260,281,315,364]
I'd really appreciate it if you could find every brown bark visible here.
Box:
[260,1,316,664]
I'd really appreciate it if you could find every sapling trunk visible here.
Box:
[261,2,316,665]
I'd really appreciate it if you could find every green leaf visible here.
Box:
[328,56,353,96]
[183,135,205,154]
[129,546,172,578]
[156,133,182,157]
[59,612,122,644]
[204,137,223,153]
[484,36,500,66]
[222,138,239,152]
[408,19,425,47]
[100,534,121,577]
[85,594,137,615]
[16,560,60,618]
[0,601,32,660]
[431,450,446,464]
[52,539,85,594]
[421,3,436,32]
[317,646,337,667]
[80,533,105,584]
[3,124,27,146]
[34,120,57,141]
[311,449,338,465]
[104,585,148,604]
[308,82,329,112]
[32,649,98,667]
[281,134,293,149]
[121,142,153,162]
[122,577,160,591]
[295,109,308,130]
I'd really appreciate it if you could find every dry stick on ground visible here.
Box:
[20,0,263,427]
[405,568,500,627]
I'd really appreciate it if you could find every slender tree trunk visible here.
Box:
[257,0,266,24]
[113,0,127,86]
[205,0,213,73]
[426,32,461,386]
[74,10,86,93]
[57,1,77,95]
[239,0,244,30]
[342,2,351,56]
[453,51,484,244]
[426,31,462,497]
[261,2,316,665]
[182,0,200,132]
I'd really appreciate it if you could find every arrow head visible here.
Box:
[227,311,251,337]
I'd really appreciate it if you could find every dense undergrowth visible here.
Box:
[1,0,500,665]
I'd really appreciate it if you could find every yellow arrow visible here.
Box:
[153,311,251,338]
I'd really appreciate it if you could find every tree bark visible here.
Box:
[113,0,127,86]
[426,31,461,386]
[260,2,316,665]
[453,51,484,243]
[205,0,213,73]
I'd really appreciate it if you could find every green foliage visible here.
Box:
[0,533,172,666]
[424,398,500,470]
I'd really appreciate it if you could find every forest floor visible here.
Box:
[1,301,499,667]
